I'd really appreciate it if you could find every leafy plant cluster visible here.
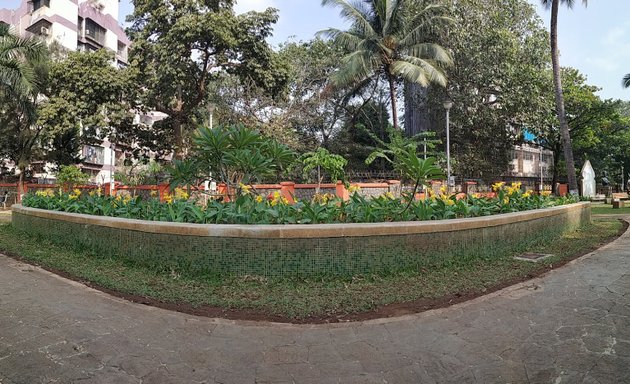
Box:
[22,182,578,225]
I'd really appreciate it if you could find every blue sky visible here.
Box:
[5,0,629,100]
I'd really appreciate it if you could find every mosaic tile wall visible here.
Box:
[12,205,590,278]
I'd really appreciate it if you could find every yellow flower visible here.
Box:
[541,191,552,197]
[492,182,505,192]
[164,194,173,204]
[472,193,481,199]
[440,185,448,194]
[523,191,532,198]
[348,185,361,194]
[67,188,82,200]
[255,195,264,203]
[382,191,395,200]
[150,190,158,198]
[169,187,189,201]
[503,197,509,204]
[445,199,455,206]
[239,183,252,195]
[312,193,333,204]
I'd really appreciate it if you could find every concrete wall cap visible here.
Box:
[12,202,590,239]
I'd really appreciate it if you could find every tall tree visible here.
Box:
[419,0,551,180]
[38,49,135,165]
[126,0,289,158]
[0,25,47,197]
[540,0,587,194]
[320,0,452,130]
[531,67,615,191]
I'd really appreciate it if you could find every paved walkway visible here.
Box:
[1,222,629,384]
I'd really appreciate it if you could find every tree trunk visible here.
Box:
[173,85,185,160]
[387,73,399,130]
[403,81,430,137]
[550,0,578,194]
[173,116,184,160]
[552,140,561,194]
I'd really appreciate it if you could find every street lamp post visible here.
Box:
[207,103,215,129]
[540,146,544,192]
[106,139,115,195]
[443,99,454,190]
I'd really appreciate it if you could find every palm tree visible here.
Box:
[320,0,452,130]
[0,24,46,97]
[623,73,630,88]
[541,0,587,194]
[0,25,47,199]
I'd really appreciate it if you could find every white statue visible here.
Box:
[581,160,596,198]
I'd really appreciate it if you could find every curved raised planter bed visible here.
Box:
[11,203,590,278]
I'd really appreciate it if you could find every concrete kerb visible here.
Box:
[10,203,591,278]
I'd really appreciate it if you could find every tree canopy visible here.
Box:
[320,0,452,129]
[126,0,290,158]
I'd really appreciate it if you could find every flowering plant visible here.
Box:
[22,182,579,225]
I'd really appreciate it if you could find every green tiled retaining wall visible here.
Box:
[11,203,590,278]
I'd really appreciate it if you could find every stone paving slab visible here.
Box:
[0,220,629,383]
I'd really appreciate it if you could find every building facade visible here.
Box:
[508,144,554,179]
[1,0,132,184]
[1,0,129,65]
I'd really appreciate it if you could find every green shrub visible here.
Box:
[55,165,90,190]
[22,183,580,225]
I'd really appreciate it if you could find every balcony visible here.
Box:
[83,18,106,46]
[25,18,52,37]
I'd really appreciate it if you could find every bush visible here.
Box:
[55,165,89,190]
[22,182,580,225]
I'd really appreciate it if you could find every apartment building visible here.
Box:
[509,144,554,179]
[1,0,133,183]
[1,0,129,65]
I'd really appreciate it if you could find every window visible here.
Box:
[32,0,50,12]
[85,19,106,46]
[117,41,127,62]
[83,146,105,165]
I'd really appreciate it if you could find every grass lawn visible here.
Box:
[591,203,630,215]
[0,218,623,322]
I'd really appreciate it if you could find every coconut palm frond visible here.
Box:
[406,43,453,66]
[540,0,588,10]
[391,59,447,87]
[0,29,46,98]
[622,73,630,89]
[0,58,36,96]
[331,50,378,88]
[318,28,365,51]
[321,0,377,38]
